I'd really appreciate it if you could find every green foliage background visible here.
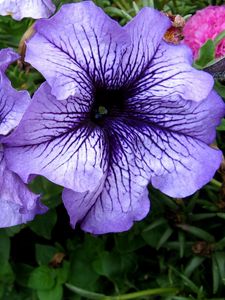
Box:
[0,0,225,299]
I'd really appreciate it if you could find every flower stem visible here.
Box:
[104,287,178,300]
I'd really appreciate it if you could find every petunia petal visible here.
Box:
[110,120,223,198]
[4,83,108,192]
[0,88,30,137]
[62,174,106,230]
[128,41,214,102]
[99,116,222,199]
[63,135,150,234]
[0,49,31,137]
[0,147,47,227]
[0,48,19,76]
[121,7,171,84]
[25,1,130,100]
[0,0,55,20]
[150,136,222,197]
[126,90,225,145]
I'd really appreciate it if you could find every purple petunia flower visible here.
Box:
[0,0,55,20]
[0,48,47,227]
[4,2,225,234]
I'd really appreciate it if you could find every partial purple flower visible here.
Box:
[4,2,225,234]
[0,48,47,228]
[0,0,55,20]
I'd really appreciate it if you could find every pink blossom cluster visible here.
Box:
[183,5,225,58]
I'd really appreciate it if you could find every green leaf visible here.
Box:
[37,284,63,300]
[69,244,100,291]
[35,244,58,265]
[195,39,215,68]
[176,224,215,243]
[115,232,145,253]
[15,264,34,287]
[143,0,154,7]
[0,262,14,283]
[214,80,225,98]
[105,7,130,20]
[93,251,121,279]
[4,224,23,237]
[132,1,139,14]
[161,195,178,209]
[217,213,225,220]
[170,266,199,294]
[29,209,57,239]
[217,119,225,131]
[0,233,10,268]
[191,213,217,221]
[214,252,225,285]
[156,227,173,249]
[184,257,205,277]
[29,176,62,208]
[56,261,70,285]
[212,255,220,294]
[142,218,167,232]
[216,236,225,250]
[28,266,56,290]
[214,29,225,46]
[142,223,169,248]
[178,231,185,258]
[0,284,3,299]
[171,296,193,300]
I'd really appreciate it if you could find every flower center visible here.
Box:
[90,87,126,126]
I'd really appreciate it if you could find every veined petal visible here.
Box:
[128,41,214,102]
[0,48,19,76]
[0,146,47,227]
[0,49,31,137]
[4,83,108,192]
[0,83,31,137]
[122,121,222,198]
[100,119,222,199]
[63,136,150,234]
[62,174,106,229]
[150,135,222,197]
[0,0,55,20]
[25,1,130,100]
[126,90,225,145]
[121,7,171,84]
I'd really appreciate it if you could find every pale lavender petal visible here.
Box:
[0,0,55,20]
[0,49,31,136]
[62,175,106,229]
[141,123,221,197]
[0,87,30,136]
[117,93,224,196]
[0,147,47,227]
[63,136,150,234]
[128,41,214,102]
[127,90,225,145]
[120,7,171,84]
[25,1,130,100]
[4,83,108,192]
[0,48,19,76]
[150,137,222,197]
[0,48,45,227]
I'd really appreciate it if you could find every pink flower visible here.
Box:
[183,5,225,59]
